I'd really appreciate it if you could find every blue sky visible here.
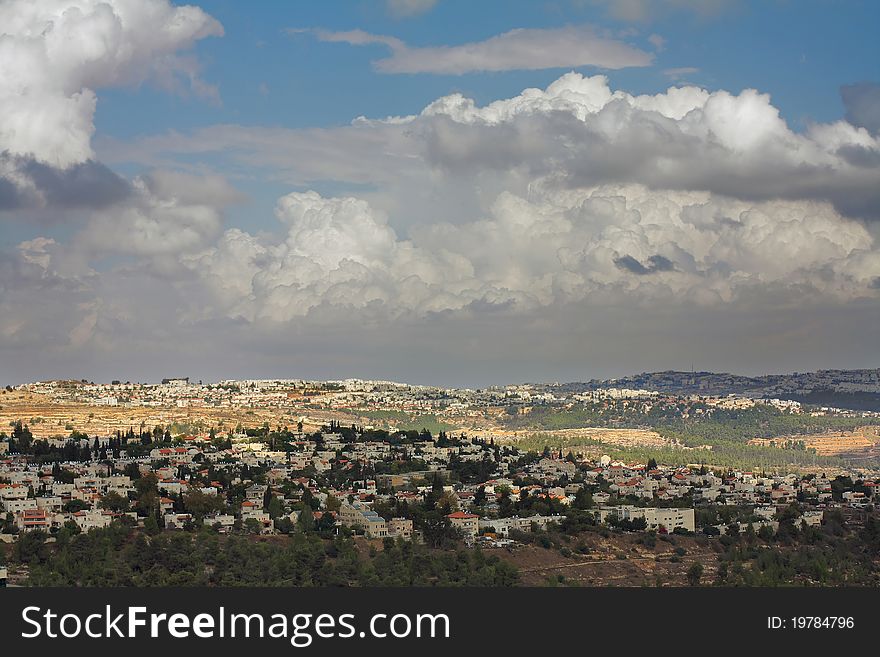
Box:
[93,0,880,139]
[82,0,880,244]
[1,0,879,386]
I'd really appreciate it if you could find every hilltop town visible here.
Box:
[555,369,880,412]
[3,373,879,470]
[2,373,880,587]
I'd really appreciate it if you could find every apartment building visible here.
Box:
[447,511,479,537]
[595,506,696,533]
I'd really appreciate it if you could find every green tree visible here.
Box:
[421,511,458,548]
[687,562,704,586]
[63,499,90,514]
[183,489,224,520]
[99,492,130,513]
[267,496,284,519]
[13,530,47,565]
[123,462,142,481]
[275,517,294,534]
[144,514,161,536]
[574,487,594,510]
[297,508,315,533]
[12,421,33,453]
[134,473,160,516]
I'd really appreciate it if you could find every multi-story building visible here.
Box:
[15,509,56,532]
[447,511,479,537]
[387,517,413,540]
[477,514,560,536]
[595,506,695,533]
[338,503,388,538]
[72,510,115,531]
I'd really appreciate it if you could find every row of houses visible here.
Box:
[8,508,136,533]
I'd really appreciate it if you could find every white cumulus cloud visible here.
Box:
[6,61,880,383]
[0,0,222,168]
[178,184,880,327]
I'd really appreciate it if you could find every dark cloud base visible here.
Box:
[3,294,878,388]
[0,153,130,212]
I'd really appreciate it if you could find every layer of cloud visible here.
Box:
[386,0,437,18]
[841,82,880,136]
[175,185,879,326]
[588,0,737,22]
[93,75,880,332]
[73,170,240,259]
[106,73,880,223]
[0,0,222,218]
[293,25,654,74]
[414,74,880,221]
[4,19,880,386]
[0,153,130,212]
[7,180,878,384]
[85,72,880,385]
[662,66,699,80]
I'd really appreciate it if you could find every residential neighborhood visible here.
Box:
[2,369,880,587]
[2,414,877,568]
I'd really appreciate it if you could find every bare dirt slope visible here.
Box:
[0,389,355,438]
[492,532,719,586]
[748,426,880,456]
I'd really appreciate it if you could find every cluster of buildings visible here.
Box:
[13,371,879,457]
[1,415,878,550]
[0,468,136,535]
[562,369,880,398]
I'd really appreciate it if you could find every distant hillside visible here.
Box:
[779,389,880,412]
[536,368,880,411]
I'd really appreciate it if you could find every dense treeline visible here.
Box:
[506,401,878,441]
[510,402,879,469]
[712,512,880,586]
[653,406,878,447]
[780,389,880,412]
[11,525,519,587]
[517,435,846,471]
[0,421,232,463]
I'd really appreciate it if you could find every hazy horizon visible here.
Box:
[8,363,880,391]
